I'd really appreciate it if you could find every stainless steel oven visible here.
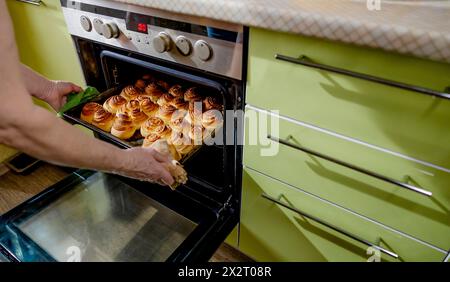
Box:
[0,0,246,262]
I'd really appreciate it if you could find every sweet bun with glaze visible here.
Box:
[157,104,177,123]
[80,102,103,124]
[140,117,166,137]
[129,108,149,128]
[120,85,140,101]
[202,109,223,129]
[184,87,202,102]
[203,96,222,111]
[142,133,161,148]
[144,82,165,103]
[111,113,136,140]
[157,93,175,107]
[156,80,171,91]
[134,79,146,90]
[168,85,184,99]
[139,97,159,116]
[103,95,127,114]
[170,97,188,110]
[169,109,187,131]
[119,100,141,115]
[92,108,115,132]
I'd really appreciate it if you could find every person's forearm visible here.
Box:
[20,64,54,100]
[0,102,130,174]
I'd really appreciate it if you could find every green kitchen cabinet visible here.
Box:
[7,0,85,88]
[246,28,450,170]
[240,27,450,261]
[224,226,239,249]
[239,168,446,262]
[243,107,450,251]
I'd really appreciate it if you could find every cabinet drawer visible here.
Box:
[246,28,450,168]
[243,107,450,250]
[240,168,446,262]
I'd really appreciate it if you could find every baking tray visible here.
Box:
[61,87,211,163]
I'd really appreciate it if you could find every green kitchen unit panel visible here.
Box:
[246,28,450,170]
[243,107,450,251]
[7,0,85,87]
[224,225,239,249]
[239,168,446,262]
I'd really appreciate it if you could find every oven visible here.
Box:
[0,0,246,262]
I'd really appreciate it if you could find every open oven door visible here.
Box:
[0,169,238,262]
[0,50,242,262]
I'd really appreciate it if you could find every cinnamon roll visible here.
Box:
[170,97,188,110]
[202,109,223,129]
[187,125,204,145]
[144,82,165,103]
[134,79,146,90]
[156,80,171,91]
[139,97,159,116]
[184,87,202,102]
[157,93,175,107]
[111,113,136,140]
[129,108,149,128]
[157,104,177,123]
[92,108,115,132]
[185,101,203,126]
[203,96,222,111]
[169,109,187,131]
[168,131,192,156]
[103,95,127,114]
[119,100,140,115]
[142,133,161,148]
[142,74,153,82]
[140,117,166,137]
[80,102,103,124]
[160,126,172,140]
[120,85,140,101]
[168,85,184,98]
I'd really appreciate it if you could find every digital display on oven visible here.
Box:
[126,13,150,34]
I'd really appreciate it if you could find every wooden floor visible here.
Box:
[0,162,250,262]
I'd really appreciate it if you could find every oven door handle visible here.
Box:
[267,134,433,197]
[261,193,399,259]
[275,54,450,100]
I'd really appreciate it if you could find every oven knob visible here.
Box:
[102,22,120,39]
[93,18,104,35]
[194,40,212,61]
[80,16,92,32]
[153,32,172,53]
[175,36,192,56]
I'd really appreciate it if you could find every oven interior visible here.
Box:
[69,38,243,211]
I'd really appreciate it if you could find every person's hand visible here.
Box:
[119,147,175,186]
[44,80,83,111]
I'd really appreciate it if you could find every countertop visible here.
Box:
[112,0,450,63]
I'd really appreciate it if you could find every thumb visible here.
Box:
[71,83,83,93]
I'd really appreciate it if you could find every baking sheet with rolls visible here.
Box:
[63,74,224,164]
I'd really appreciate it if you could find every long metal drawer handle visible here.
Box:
[275,54,450,100]
[268,135,432,197]
[16,0,44,5]
[261,193,399,258]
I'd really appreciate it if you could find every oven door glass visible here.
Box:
[0,251,8,262]
[0,171,203,262]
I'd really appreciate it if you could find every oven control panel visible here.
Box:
[60,0,244,80]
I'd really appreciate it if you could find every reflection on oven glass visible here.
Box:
[0,252,8,262]
[15,173,197,262]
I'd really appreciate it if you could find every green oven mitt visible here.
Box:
[58,86,100,115]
